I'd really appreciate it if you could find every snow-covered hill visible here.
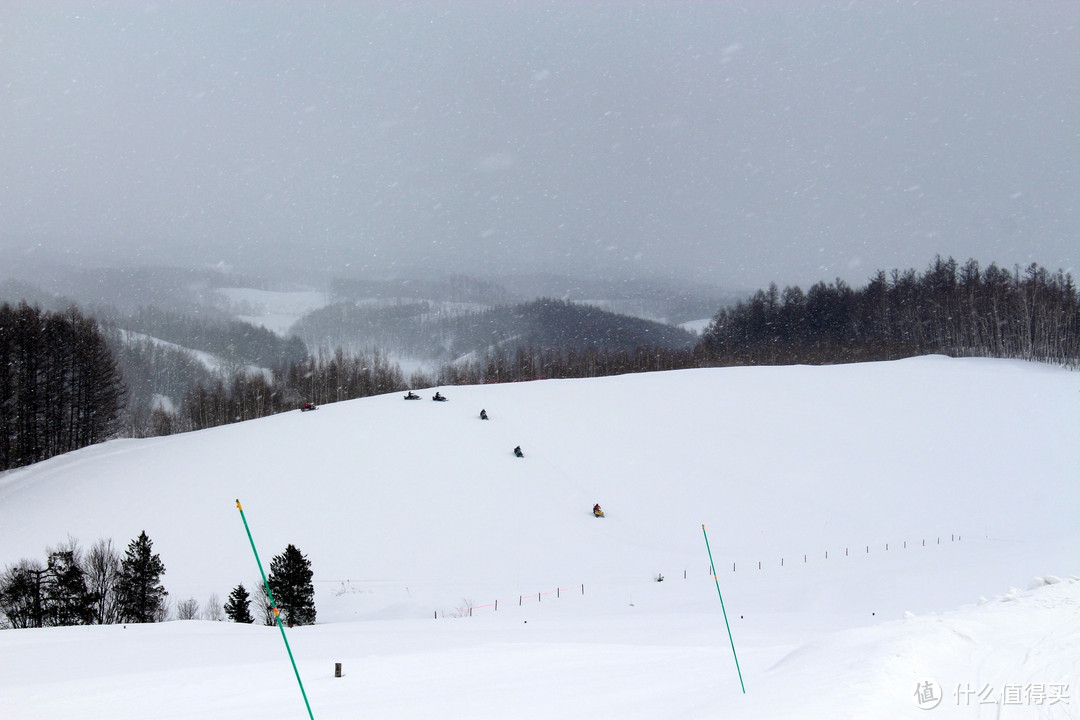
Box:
[0,356,1077,719]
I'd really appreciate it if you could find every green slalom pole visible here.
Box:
[702,524,746,694]
[236,499,315,720]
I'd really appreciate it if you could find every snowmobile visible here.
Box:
[404,391,420,400]
[432,392,448,402]
[514,446,524,457]
[593,505,605,518]
[300,402,318,412]
[479,409,488,420]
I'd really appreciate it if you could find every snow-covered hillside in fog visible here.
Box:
[215,287,331,336]
[0,356,1076,719]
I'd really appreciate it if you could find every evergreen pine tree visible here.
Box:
[223,583,254,623]
[115,531,167,623]
[45,548,95,626]
[267,544,316,626]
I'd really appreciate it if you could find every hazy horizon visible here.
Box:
[2,1,1076,291]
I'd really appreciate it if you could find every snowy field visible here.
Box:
[215,287,331,336]
[0,356,1076,719]
[679,317,713,334]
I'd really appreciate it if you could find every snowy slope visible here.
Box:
[0,356,1077,719]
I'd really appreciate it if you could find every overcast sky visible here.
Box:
[2,1,1076,290]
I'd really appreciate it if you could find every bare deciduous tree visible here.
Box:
[203,592,224,621]
[85,538,121,625]
[175,597,200,620]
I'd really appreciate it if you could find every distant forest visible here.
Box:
[290,297,696,362]
[1,257,1076,470]
[697,258,1078,367]
[0,303,124,470]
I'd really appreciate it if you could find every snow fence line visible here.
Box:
[727,533,963,573]
[438,586,581,618]
[434,534,964,618]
